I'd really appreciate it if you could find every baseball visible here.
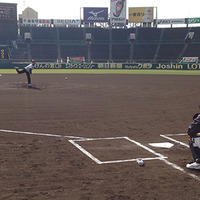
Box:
[65,77,68,80]
[137,158,144,166]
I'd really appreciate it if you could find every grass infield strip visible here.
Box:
[1,69,200,75]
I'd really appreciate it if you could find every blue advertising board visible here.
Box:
[83,7,108,23]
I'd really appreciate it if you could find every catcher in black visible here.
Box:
[14,60,36,88]
[186,109,200,170]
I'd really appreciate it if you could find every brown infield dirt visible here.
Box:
[0,73,200,200]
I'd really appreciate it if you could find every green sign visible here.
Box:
[187,18,200,24]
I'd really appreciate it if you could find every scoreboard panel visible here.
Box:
[0,6,15,20]
[0,3,17,41]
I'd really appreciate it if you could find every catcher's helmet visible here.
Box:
[193,113,200,120]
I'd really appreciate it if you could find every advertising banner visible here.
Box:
[157,18,185,24]
[181,57,198,63]
[187,18,200,24]
[83,7,108,23]
[21,18,51,25]
[21,18,80,26]
[122,63,200,70]
[53,19,80,26]
[67,57,85,63]
[110,0,126,24]
[129,7,153,23]
[3,61,200,70]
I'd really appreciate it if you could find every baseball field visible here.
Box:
[0,69,200,199]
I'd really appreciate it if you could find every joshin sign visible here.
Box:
[110,0,126,24]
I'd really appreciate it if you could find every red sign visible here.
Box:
[67,57,85,63]
[182,57,198,63]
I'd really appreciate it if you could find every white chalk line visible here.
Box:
[0,129,85,139]
[122,137,200,182]
[69,136,167,165]
[70,136,200,181]
[101,157,163,164]
[161,158,200,182]
[160,133,200,181]
[164,133,187,136]
[125,137,167,159]
[160,134,189,148]
[68,139,102,164]
[1,129,200,182]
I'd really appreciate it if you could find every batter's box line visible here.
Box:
[69,136,167,165]
[93,157,166,165]
[0,129,165,164]
[0,129,85,139]
[70,136,200,182]
[160,133,189,148]
[1,129,200,182]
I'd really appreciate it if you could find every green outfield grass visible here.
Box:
[1,69,200,75]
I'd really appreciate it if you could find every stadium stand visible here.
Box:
[60,45,87,59]
[31,27,57,40]
[59,27,84,41]
[183,44,200,57]
[1,3,200,63]
[112,44,130,61]
[136,27,162,41]
[10,43,27,60]
[30,44,58,61]
[162,27,189,41]
[190,27,200,41]
[111,28,131,42]
[90,44,109,60]
[156,44,185,61]
[2,22,200,62]
[133,43,158,61]
[85,28,110,42]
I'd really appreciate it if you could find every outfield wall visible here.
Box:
[1,61,200,70]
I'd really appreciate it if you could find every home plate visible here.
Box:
[149,142,174,148]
